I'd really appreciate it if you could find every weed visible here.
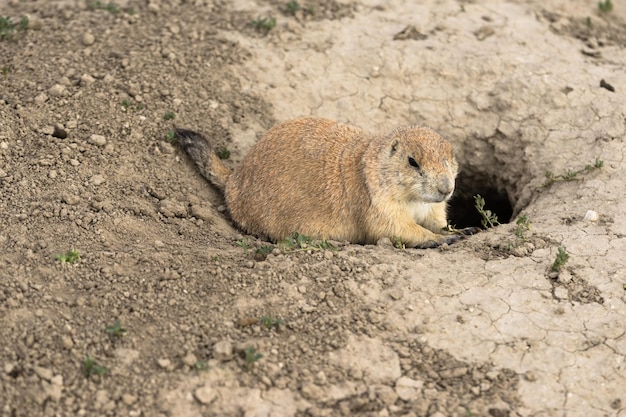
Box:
[136,103,144,110]
[392,236,405,249]
[550,247,569,272]
[83,356,108,378]
[586,16,592,27]
[211,256,220,263]
[236,238,250,252]
[194,360,209,372]
[540,159,603,188]
[89,1,121,13]
[1,66,8,76]
[243,347,263,371]
[286,1,301,15]
[164,111,175,121]
[251,16,276,32]
[598,0,613,13]
[474,194,501,229]
[260,315,285,329]
[216,147,231,160]
[278,232,338,252]
[105,319,127,341]
[514,214,531,241]
[165,130,176,143]
[255,245,274,255]
[0,16,29,41]
[56,249,80,264]
[121,99,131,108]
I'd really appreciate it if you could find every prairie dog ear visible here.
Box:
[389,139,399,156]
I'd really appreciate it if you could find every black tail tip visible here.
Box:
[173,128,207,149]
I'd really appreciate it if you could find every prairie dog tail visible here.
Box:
[175,128,231,192]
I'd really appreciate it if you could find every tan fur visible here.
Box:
[176,117,461,247]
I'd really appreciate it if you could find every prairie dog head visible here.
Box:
[385,126,458,203]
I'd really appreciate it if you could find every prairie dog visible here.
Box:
[176,117,468,248]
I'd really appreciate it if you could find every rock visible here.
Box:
[159,199,187,218]
[60,335,73,349]
[61,192,80,205]
[122,394,137,405]
[193,385,217,405]
[88,134,107,147]
[48,84,66,97]
[157,358,171,369]
[395,376,424,401]
[91,174,105,185]
[213,340,234,361]
[182,352,197,367]
[82,32,95,46]
[80,74,96,85]
[34,93,48,104]
[33,366,53,381]
[52,124,68,139]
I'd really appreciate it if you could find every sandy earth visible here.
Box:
[1,0,625,416]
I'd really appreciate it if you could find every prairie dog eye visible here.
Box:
[408,157,420,169]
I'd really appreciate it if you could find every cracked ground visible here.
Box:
[0,0,625,416]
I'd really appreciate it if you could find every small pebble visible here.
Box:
[61,192,80,205]
[88,134,107,147]
[157,358,171,369]
[213,340,234,361]
[33,366,53,381]
[583,210,598,222]
[182,352,197,367]
[91,174,105,185]
[82,32,95,46]
[193,385,217,405]
[48,84,66,97]
[34,93,48,104]
[80,74,96,85]
[52,124,68,139]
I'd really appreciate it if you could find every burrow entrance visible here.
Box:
[448,170,514,229]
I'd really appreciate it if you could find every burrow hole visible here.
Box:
[448,169,514,229]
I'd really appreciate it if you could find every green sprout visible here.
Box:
[164,111,175,121]
[83,356,108,378]
[598,0,613,13]
[105,319,127,340]
[216,147,231,160]
[244,347,263,371]
[0,16,29,40]
[550,247,569,272]
[165,130,176,143]
[251,16,276,32]
[56,249,80,264]
[260,315,285,329]
[514,214,531,241]
[540,159,603,188]
[474,195,500,229]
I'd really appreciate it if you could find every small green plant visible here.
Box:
[550,247,569,272]
[586,16,592,27]
[277,232,338,252]
[121,99,131,108]
[391,236,405,249]
[540,159,603,188]
[236,238,250,252]
[598,0,613,13]
[105,319,127,340]
[1,66,8,76]
[0,16,29,40]
[56,249,80,264]
[474,195,501,229]
[164,111,175,121]
[194,360,209,372]
[286,1,301,14]
[251,16,276,32]
[89,1,121,13]
[255,245,274,255]
[83,356,108,378]
[260,315,285,329]
[216,147,231,160]
[165,130,176,143]
[514,214,531,241]
[244,347,263,371]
